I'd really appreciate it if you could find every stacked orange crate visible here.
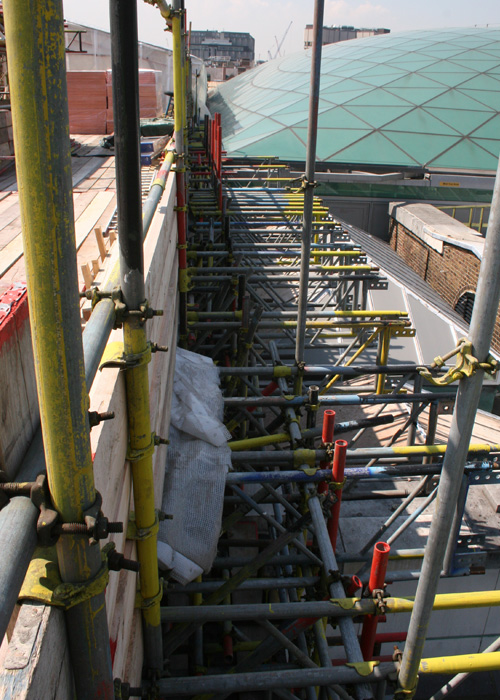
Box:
[105,69,163,133]
[67,71,107,134]
[138,69,161,119]
[105,70,114,135]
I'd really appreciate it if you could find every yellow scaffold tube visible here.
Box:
[376,326,392,394]
[419,652,500,675]
[122,318,162,666]
[321,328,381,394]
[172,11,184,139]
[4,0,113,695]
[182,23,188,139]
[334,589,500,616]
[229,432,290,451]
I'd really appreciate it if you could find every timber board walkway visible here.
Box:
[0,134,117,295]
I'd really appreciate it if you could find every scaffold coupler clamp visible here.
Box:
[324,442,335,461]
[79,285,123,313]
[300,174,318,190]
[329,474,347,494]
[372,587,387,614]
[392,647,417,699]
[127,508,172,542]
[113,678,144,700]
[307,384,320,412]
[30,474,60,547]
[296,360,306,374]
[135,578,163,611]
[109,291,163,329]
[418,337,499,386]
[21,541,137,612]
[99,341,160,372]
[325,568,342,586]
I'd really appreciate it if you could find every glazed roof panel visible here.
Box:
[209,28,500,170]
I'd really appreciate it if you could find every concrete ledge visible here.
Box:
[389,202,485,259]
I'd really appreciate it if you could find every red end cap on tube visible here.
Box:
[321,409,335,444]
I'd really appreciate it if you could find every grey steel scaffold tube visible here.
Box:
[295,0,324,372]
[397,155,500,695]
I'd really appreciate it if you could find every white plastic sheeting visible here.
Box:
[158,348,231,585]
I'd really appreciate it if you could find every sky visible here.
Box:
[62,0,500,62]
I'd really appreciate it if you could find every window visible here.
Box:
[454,291,475,324]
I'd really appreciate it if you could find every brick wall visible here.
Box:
[388,218,500,354]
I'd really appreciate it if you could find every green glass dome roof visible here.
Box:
[208,28,500,171]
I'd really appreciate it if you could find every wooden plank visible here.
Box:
[0,290,39,478]
[80,231,120,309]
[0,201,21,243]
[90,361,128,516]
[95,226,107,261]
[87,332,138,679]
[151,271,178,505]
[81,263,93,290]
[94,196,116,233]
[89,355,131,652]
[0,234,24,279]
[122,609,143,686]
[144,170,178,502]
[0,218,22,252]
[0,193,17,223]
[0,173,18,193]
[0,258,25,292]
[72,134,103,148]
[75,197,115,290]
[75,190,115,250]
[110,541,141,681]
[104,462,132,630]
[72,191,99,220]
[0,177,103,256]
[0,604,73,700]
[72,156,110,189]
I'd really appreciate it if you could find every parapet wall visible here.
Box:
[388,202,500,354]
